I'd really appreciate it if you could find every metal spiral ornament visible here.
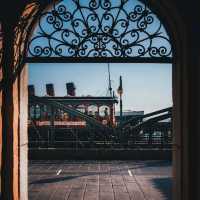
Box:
[27,0,172,59]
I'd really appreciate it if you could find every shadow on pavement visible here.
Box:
[30,176,76,184]
[151,177,172,200]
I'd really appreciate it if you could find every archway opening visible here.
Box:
[25,0,173,199]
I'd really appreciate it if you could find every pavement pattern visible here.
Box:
[29,160,172,200]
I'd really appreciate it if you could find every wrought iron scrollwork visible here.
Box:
[27,0,172,59]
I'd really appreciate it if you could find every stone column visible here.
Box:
[19,65,28,200]
[1,21,19,200]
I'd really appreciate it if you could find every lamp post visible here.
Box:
[117,76,123,126]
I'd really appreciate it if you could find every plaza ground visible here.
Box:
[29,160,172,200]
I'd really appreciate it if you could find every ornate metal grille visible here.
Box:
[26,0,172,63]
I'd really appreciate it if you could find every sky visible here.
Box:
[28,63,172,113]
[28,0,173,114]
[28,0,172,58]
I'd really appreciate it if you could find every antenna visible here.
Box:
[108,63,112,97]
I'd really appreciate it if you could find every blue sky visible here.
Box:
[28,0,173,114]
[28,63,172,113]
[28,0,172,58]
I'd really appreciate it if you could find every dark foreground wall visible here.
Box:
[29,148,172,160]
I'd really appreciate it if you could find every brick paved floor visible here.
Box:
[29,160,172,200]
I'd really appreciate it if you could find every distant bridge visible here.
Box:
[29,96,172,149]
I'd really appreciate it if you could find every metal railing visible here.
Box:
[28,127,172,149]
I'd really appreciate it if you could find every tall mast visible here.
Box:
[108,63,112,97]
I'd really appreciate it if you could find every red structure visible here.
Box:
[28,84,118,128]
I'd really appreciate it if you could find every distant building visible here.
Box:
[115,110,144,125]
[28,84,118,128]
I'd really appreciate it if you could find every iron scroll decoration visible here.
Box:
[27,0,172,62]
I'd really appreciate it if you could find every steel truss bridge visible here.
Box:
[29,96,172,149]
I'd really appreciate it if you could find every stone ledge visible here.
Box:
[29,148,172,160]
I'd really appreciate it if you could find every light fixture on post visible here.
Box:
[117,76,123,126]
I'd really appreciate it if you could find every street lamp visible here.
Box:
[117,76,123,126]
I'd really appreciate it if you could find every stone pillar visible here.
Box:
[19,65,28,200]
[1,21,19,200]
[0,1,53,199]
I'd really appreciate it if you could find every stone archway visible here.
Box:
[0,1,189,200]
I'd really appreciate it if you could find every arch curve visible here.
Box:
[14,1,187,200]
[26,0,173,62]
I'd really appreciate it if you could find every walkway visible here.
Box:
[29,160,172,200]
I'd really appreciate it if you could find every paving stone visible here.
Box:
[29,160,172,200]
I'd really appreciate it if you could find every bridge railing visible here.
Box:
[28,96,172,149]
[28,126,172,149]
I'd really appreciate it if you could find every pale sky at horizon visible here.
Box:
[28,63,172,114]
